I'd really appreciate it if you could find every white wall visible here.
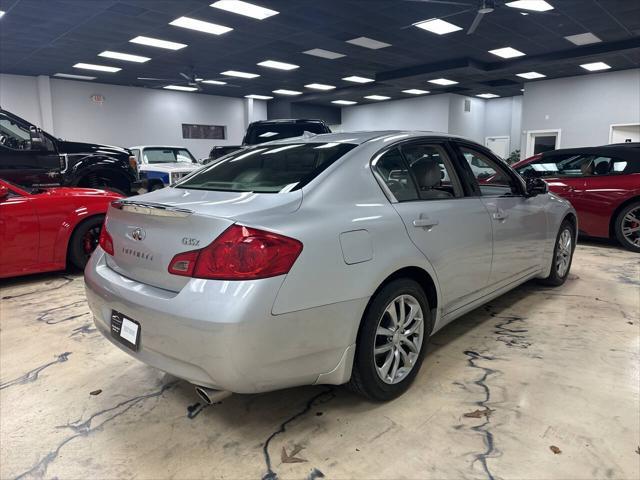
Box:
[0,74,267,159]
[448,95,485,143]
[522,68,640,150]
[484,96,523,154]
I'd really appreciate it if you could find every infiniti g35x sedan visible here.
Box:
[85,131,577,401]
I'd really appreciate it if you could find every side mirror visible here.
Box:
[525,177,549,197]
[29,126,47,151]
[0,184,9,200]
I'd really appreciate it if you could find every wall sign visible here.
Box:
[182,123,226,140]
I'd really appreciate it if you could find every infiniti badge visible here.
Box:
[131,227,146,241]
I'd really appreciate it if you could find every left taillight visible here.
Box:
[99,223,114,256]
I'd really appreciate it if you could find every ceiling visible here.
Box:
[1,0,639,107]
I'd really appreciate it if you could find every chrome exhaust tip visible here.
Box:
[194,386,231,405]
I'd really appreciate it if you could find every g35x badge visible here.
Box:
[182,237,200,246]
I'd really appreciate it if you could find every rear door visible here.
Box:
[372,141,493,315]
[454,143,547,288]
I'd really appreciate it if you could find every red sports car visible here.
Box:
[512,145,640,252]
[0,179,122,278]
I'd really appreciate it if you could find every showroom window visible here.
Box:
[459,146,517,197]
[372,148,419,202]
[401,143,463,200]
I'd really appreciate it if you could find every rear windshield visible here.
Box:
[244,123,329,145]
[144,148,196,164]
[175,142,356,193]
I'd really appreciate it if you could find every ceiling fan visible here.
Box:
[138,67,238,90]
[404,0,557,35]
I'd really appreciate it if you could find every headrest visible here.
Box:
[412,160,442,189]
[594,161,610,175]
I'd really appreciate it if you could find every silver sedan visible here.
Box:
[85,131,576,401]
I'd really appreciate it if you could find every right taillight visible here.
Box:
[168,225,303,280]
[99,223,114,256]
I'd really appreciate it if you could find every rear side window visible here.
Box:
[372,148,419,202]
[244,123,329,145]
[176,142,356,193]
[401,144,462,199]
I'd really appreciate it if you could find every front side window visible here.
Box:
[519,154,627,178]
[460,146,518,197]
[176,142,356,193]
[401,144,462,200]
[143,148,196,164]
[372,148,419,202]
[0,115,31,150]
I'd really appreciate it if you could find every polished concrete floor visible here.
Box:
[1,241,638,480]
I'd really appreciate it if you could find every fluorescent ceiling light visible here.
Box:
[257,59,299,70]
[169,16,233,35]
[332,100,357,105]
[564,32,601,46]
[164,85,198,91]
[505,1,554,12]
[413,18,462,35]
[580,62,611,71]
[489,47,526,58]
[210,0,278,19]
[99,51,150,63]
[245,94,273,100]
[130,36,187,50]
[346,36,391,50]
[428,78,458,85]
[305,83,336,90]
[342,75,374,83]
[477,93,500,98]
[221,70,260,78]
[73,63,121,73]
[273,89,302,95]
[403,89,430,95]
[54,73,96,80]
[364,95,391,101]
[303,48,345,59]
[201,80,227,85]
[516,71,546,79]
[0,10,5,18]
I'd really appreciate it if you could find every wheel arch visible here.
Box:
[74,167,131,193]
[65,213,106,266]
[608,196,640,238]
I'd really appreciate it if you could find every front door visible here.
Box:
[0,184,39,276]
[456,144,547,287]
[372,143,493,315]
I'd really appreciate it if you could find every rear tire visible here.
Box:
[539,219,575,286]
[614,201,640,253]
[348,279,431,401]
[68,215,104,271]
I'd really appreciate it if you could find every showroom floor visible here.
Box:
[1,241,638,480]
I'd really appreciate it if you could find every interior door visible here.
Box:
[486,137,510,159]
[0,185,39,276]
[456,144,547,287]
[372,143,493,315]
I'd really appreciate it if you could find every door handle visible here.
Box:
[492,209,508,221]
[413,218,439,229]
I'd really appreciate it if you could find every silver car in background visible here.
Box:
[85,131,576,401]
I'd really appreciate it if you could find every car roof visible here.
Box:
[130,145,190,149]
[262,130,470,146]
[249,119,327,125]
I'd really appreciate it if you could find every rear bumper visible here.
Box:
[84,249,365,393]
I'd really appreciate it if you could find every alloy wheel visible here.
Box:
[621,206,640,248]
[556,228,572,277]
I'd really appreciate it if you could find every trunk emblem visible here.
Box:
[132,228,146,241]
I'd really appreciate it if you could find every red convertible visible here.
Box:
[0,179,122,278]
[512,144,640,252]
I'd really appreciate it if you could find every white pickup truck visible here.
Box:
[129,146,200,191]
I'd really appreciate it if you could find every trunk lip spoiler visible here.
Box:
[111,200,193,218]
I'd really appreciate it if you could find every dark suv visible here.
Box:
[0,109,139,195]
[207,119,331,163]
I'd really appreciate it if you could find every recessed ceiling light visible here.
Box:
[402,89,430,95]
[364,95,391,101]
[245,94,273,100]
[98,51,150,63]
[489,47,526,58]
[201,80,227,85]
[257,59,299,70]
[332,100,358,105]
[54,73,96,80]
[305,83,336,90]
[477,93,500,98]
[413,18,463,35]
[221,70,260,78]
[505,1,554,12]
[521,88,525,92]
[210,0,278,19]
[169,16,233,35]
[580,62,611,71]
[273,89,302,95]
[428,78,458,85]
[73,63,121,73]
[342,75,374,83]
[0,10,5,18]
[164,85,198,91]
[129,36,187,50]
[564,32,602,46]
[516,71,546,79]
[346,36,391,50]
[303,48,345,59]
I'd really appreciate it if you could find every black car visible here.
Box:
[0,109,139,195]
[206,118,331,163]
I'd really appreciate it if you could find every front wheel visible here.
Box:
[539,219,575,286]
[614,201,640,253]
[348,279,431,401]
[68,215,104,270]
